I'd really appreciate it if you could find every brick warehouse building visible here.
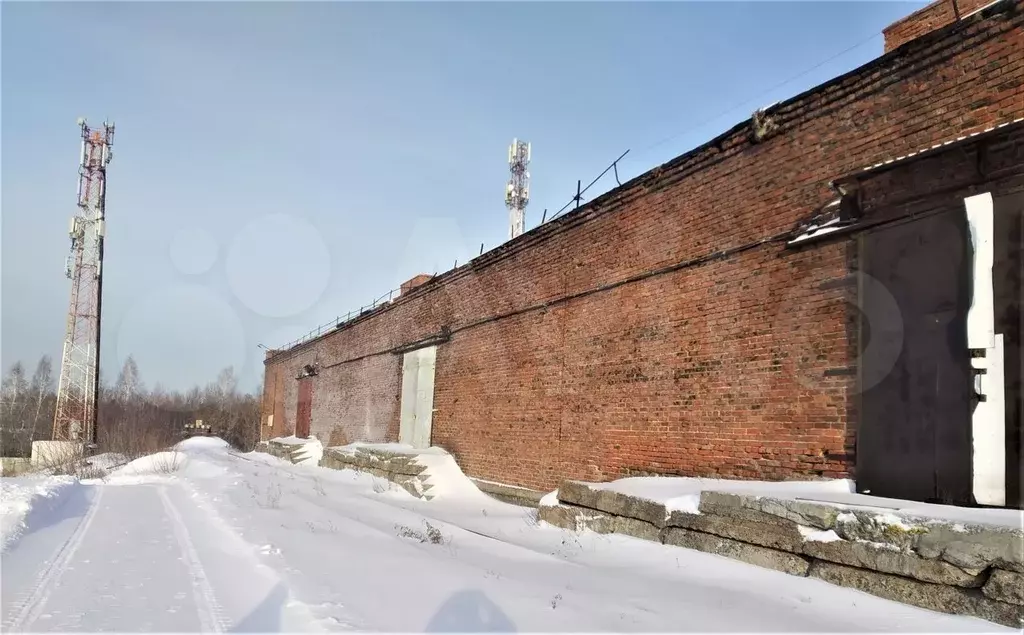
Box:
[262,0,1024,508]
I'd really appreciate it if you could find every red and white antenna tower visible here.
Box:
[53,118,114,444]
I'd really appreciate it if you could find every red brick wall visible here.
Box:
[883,0,995,51]
[313,356,401,446]
[264,3,1024,491]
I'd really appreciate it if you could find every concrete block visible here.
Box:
[1,457,32,476]
[833,510,929,552]
[321,448,433,500]
[538,503,613,533]
[697,492,839,530]
[470,479,544,508]
[669,511,804,553]
[809,561,1024,628]
[319,451,347,471]
[265,441,297,462]
[983,569,1024,606]
[610,515,662,542]
[803,538,986,587]
[915,524,1024,574]
[661,526,811,576]
[30,441,84,467]
[557,481,667,527]
[538,503,661,541]
[354,449,428,476]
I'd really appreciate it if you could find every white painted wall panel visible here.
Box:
[966,193,995,349]
[965,192,1005,506]
[973,335,1006,506]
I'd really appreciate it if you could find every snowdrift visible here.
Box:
[107,444,231,483]
[177,436,229,450]
[0,475,79,551]
[325,442,490,502]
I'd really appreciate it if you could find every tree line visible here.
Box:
[0,355,261,459]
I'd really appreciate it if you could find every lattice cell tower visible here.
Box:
[505,138,530,239]
[53,118,115,444]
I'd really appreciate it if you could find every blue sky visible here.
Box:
[2,1,924,393]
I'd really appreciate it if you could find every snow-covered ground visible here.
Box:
[0,475,79,552]
[0,438,1015,632]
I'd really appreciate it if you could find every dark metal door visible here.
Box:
[857,209,973,504]
[296,377,313,439]
[994,193,1023,508]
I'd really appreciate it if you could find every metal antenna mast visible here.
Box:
[505,138,530,239]
[53,118,114,445]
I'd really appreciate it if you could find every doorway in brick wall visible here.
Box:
[296,376,313,439]
[857,206,973,505]
[399,346,436,449]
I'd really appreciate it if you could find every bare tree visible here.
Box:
[29,356,54,441]
[3,354,260,458]
[1,362,29,428]
[114,355,144,403]
[217,366,238,396]
[149,382,168,406]
[1,362,32,455]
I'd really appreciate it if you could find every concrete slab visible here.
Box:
[670,510,805,552]
[557,480,667,527]
[30,441,84,468]
[662,527,811,576]
[809,561,1023,628]
[1,457,32,477]
[803,538,986,587]
[470,479,544,508]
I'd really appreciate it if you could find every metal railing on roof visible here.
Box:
[270,149,633,356]
[271,285,402,354]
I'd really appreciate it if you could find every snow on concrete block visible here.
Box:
[412,452,490,501]
[539,490,559,507]
[589,475,854,504]
[469,478,544,508]
[292,438,324,466]
[799,525,843,543]
[333,442,449,457]
[30,441,84,468]
[664,494,701,516]
[558,481,668,527]
[697,491,841,530]
[833,510,929,551]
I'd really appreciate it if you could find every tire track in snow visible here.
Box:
[158,485,229,633]
[175,478,343,632]
[3,484,105,633]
